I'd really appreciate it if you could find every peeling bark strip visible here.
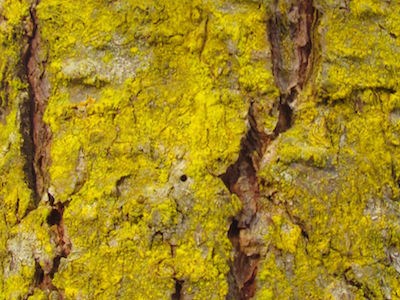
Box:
[23,0,51,203]
[223,1,318,299]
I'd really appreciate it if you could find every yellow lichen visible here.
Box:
[256,1,400,298]
[35,0,273,298]
[1,0,400,298]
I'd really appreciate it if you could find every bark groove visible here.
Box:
[23,0,51,203]
[22,2,71,297]
[223,1,319,298]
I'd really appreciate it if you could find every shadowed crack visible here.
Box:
[43,193,72,297]
[171,278,184,300]
[25,193,72,299]
[223,1,319,299]
[21,0,51,205]
[24,196,71,300]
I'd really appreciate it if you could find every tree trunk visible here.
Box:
[1,0,400,299]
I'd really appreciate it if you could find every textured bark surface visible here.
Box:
[1,0,400,299]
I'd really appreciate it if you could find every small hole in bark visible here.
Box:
[301,228,309,239]
[180,175,187,182]
[47,209,62,226]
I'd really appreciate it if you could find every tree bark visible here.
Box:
[1,0,400,299]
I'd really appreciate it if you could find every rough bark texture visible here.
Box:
[1,0,400,299]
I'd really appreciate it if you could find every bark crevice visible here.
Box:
[21,0,51,205]
[223,1,319,299]
[22,2,71,298]
[171,278,184,300]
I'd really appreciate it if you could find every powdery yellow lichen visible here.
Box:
[2,0,400,298]
[0,0,44,298]
[34,0,275,298]
[256,1,400,298]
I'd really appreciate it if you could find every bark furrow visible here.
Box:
[25,1,51,202]
[22,2,71,297]
[223,1,318,298]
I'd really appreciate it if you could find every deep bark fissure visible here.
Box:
[21,1,51,206]
[223,1,318,299]
[20,6,39,210]
[22,2,71,297]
